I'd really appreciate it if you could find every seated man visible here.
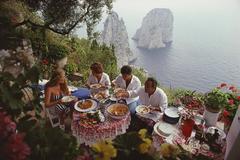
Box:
[113,65,141,113]
[137,77,168,112]
[117,77,168,113]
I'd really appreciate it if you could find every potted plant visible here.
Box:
[203,88,229,126]
[218,84,240,131]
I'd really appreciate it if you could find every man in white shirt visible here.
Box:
[137,77,168,112]
[117,77,168,113]
[113,65,141,113]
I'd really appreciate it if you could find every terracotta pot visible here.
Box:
[203,107,221,126]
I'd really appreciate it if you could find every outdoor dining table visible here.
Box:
[71,100,131,146]
[151,117,226,160]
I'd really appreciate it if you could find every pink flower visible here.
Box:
[229,86,235,91]
[228,99,234,105]
[2,133,31,160]
[220,83,227,88]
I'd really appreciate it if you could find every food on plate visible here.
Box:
[61,96,77,103]
[79,110,105,125]
[94,92,106,100]
[114,88,125,94]
[107,104,129,116]
[90,83,102,89]
[78,100,93,109]
[136,105,150,114]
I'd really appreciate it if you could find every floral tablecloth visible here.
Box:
[71,106,131,146]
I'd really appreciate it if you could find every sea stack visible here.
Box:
[133,8,174,49]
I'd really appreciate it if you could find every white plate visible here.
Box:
[164,107,179,118]
[207,126,226,139]
[113,88,125,93]
[68,86,78,92]
[61,96,77,103]
[154,122,176,138]
[74,99,97,112]
[109,95,117,101]
[136,105,150,115]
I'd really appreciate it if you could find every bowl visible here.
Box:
[107,103,129,119]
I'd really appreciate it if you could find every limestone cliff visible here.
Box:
[133,8,174,49]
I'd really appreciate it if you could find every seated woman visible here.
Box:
[44,69,70,129]
[87,62,111,96]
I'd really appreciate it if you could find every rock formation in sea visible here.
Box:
[99,11,133,67]
[133,8,174,49]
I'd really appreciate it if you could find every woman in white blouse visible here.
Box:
[87,62,111,95]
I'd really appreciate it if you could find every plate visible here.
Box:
[68,86,78,92]
[94,92,107,101]
[164,107,179,118]
[107,103,129,119]
[90,83,102,89]
[61,96,77,103]
[109,95,117,101]
[136,105,150,115]
[207,127,226,139]
[74,99,97,112]
[113,88,125,93]
[154,122,176,137]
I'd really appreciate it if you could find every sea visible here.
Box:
[78,0,240,92]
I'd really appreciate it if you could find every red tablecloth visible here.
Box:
[72,109,131,146]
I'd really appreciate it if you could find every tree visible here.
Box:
[14,0,113,35]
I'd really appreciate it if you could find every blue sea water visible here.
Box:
[113,0,240,92]
[78,0,240,92]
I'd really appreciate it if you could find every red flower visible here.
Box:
[228,99,234,105]
[237,96,240,101]
[220,83,227,88]
[2,133,31,160]
[223,109,230,117]
[42,59,49,65]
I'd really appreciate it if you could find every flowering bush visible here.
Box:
[174,90,204,114]
[217,83,240,124]
[0,112,31,160]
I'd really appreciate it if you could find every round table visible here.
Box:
[71,103,131,146]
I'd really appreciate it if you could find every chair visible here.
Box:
[40,102,60,128]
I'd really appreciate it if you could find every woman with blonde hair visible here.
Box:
[44,69,70,129]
